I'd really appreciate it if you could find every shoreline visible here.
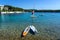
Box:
[0,11,25,14]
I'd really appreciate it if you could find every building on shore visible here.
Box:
[0,5,9,14]
[0,5,4,11]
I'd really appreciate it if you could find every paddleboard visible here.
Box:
[22,26,30,37]
[29,25,38,33]
[31,15,36,18]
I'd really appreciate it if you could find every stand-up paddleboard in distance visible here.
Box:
[31,10,36,18]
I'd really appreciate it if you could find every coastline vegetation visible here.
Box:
[0,5,24,12]
[0,5,60,12]
[24,9,60,12]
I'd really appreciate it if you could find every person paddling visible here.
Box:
[31,10,36,18]
[32,10,34,15]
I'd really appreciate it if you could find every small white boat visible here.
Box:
[29,25,38,34]
[22,26,30,37]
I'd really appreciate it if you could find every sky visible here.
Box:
[0,0,60,10]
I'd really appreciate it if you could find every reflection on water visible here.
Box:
[0,12,60,40]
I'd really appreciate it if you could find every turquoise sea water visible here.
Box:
[0,12,60,40]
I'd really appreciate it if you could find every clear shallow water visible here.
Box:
[0,12,60,40]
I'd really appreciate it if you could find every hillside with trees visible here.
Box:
[0,5,24,12]
[0,5,60,12]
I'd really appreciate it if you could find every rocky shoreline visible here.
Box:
[0,11,25,14]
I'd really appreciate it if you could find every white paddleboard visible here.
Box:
[29,25,38,33]
[22,26,30,37]
[31,15,36,18]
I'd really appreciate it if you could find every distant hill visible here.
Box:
[0,5,24,12]
[0,5,60,12]
[24,9,60,12]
